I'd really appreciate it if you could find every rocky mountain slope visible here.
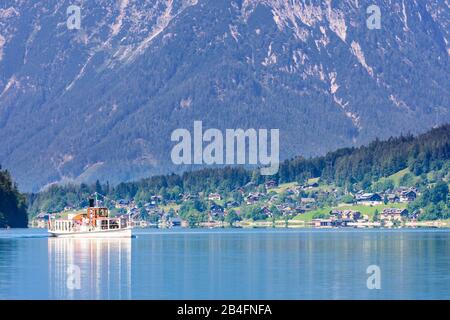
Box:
[0,0,449,191]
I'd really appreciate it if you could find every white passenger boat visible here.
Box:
[48,199,132,238]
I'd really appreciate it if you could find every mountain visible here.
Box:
[0,166,28,227]
[0,0,449,191]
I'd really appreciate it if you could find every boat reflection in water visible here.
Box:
[48,237,132,299]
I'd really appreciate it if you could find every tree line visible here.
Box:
[0,167,28,227]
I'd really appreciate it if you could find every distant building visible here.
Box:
[245,192,262,204]
[386,194,400,203]
[300,197,316,204]
[181,193,198,201]
[225,201,239,208]
[380,208,409,221]
[306,179,319,188]
[170,217,182,227]
[115,199,131,209]
[208,193,222,201]
[330,210,361,222]
[33,212,51,228]
[150,195,162,204]
[276,203,295,216]
[210,203,224,213]
[300,197,316,209]
[312,219,333,227]
[284,188,295,195]
[355,193,382,205]
[295,206,309,214]
[342,210,361,220]
[260,206,273,218]
[264,180,278,189]
[399,189,417,203]
[236,187,246,195]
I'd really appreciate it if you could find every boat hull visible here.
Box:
[48,228,132,238]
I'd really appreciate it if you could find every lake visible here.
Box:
[0,228,449,300]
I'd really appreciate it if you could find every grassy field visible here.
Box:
[377,167,421,187]
[387,168,410,186]
[292,207,331,221]
[267,182,298,194]
[307,177,320,184]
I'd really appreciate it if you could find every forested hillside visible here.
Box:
[28,124,449,216]
[276,124,450,189]
[0,167,28,227]
[1,1,449,191]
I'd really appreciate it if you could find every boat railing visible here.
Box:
[49,217,128,232]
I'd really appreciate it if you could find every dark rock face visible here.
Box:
[0,0,448,191]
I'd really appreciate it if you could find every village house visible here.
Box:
[295,205,309,214]
[260,206,273,218]
[300,197,317,209]
[331,210,361,221]
[161,213,183,227]
[342,210,361,220]
[294,186,302,196]
[380,208,409,221]
[236,187,246,195]
[235,181,255,194]
[130,208,143,220]
[408,210,420,220]
[115,199,131,209]
[399,189,417,203]
[300,197,316,204]
[210,203,224,215]
[208,210,224,221]
[32,212,51,228]
[386,193,400,203]
[303,179,320,189]
[150,195,163,205]
[181,193,198,201]
[264,180,278,189]
[208,193,222,201]
[284,188,296,196]
[146,208,164,218]
[355,193,382,205]
[276,203,295,216]
[170,217,183,227]
[312,219,333,227]
[143,202,154,208]
[225,201,239,208]
[245,192,263,205]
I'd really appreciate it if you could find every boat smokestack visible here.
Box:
[89,198,95,207]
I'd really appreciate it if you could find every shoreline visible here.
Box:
[11,218,450,230]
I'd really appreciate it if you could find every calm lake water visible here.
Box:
[0,228,449,300]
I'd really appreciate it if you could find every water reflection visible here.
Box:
[130,230,450,299]
[48,238,132,299]
[0,229,449,299]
